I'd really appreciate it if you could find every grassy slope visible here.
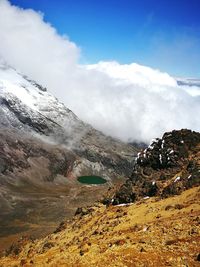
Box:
[0,186,199,267]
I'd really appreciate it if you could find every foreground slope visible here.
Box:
[1,186,199,267]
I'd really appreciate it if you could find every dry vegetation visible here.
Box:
[0,186,199,267]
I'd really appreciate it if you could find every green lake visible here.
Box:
[77,176,107,185]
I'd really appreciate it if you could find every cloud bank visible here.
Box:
[0,0,199,143]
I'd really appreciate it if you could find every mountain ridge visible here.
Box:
[0,63,138,251]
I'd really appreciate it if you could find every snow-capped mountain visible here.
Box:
[0,62,137,172]
[0,62,87,144]
[0,62,138,250]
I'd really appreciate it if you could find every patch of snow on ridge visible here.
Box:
[0,63,53,112]
[174,176,181,183]
[0,64,37,110]
[0,63,80,128]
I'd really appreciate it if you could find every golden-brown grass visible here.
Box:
[0,186,200,267]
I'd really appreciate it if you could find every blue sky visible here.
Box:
[10,0,200,77]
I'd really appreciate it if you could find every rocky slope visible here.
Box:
[0,63,138,251]
[0,62,137,177]
[0,129,199,266]
[0,186,199,267]
[108,129,200,205]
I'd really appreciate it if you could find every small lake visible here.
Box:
[77,175,107,185]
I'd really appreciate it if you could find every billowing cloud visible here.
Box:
[0,0,79,89]
[0,0,199,143]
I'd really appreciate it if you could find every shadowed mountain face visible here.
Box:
[0,63,138,250]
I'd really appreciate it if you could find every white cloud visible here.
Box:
[0,0,79,91]
[86,61,177,87]
[0,0,200,143]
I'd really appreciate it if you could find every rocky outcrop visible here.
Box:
[110,129,200,205]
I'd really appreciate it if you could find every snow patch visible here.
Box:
[159,154,162,164]
[174,176,181,183]
[115,203,133,207]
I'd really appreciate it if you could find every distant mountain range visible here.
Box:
[176,77,200,87]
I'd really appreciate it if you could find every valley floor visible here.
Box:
[0,186,200,267]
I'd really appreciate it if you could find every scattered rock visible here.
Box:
[139,239,146,244]
[75,207,94,217]
[174,204,184,210]
[197,253,200,261]
[79,244,89,256]
[42,242,55,252]
[165,239,177,246]
[54,221,67,233]
[114,239,126,246]
[20,259,27,266]
[140,247,146,252]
